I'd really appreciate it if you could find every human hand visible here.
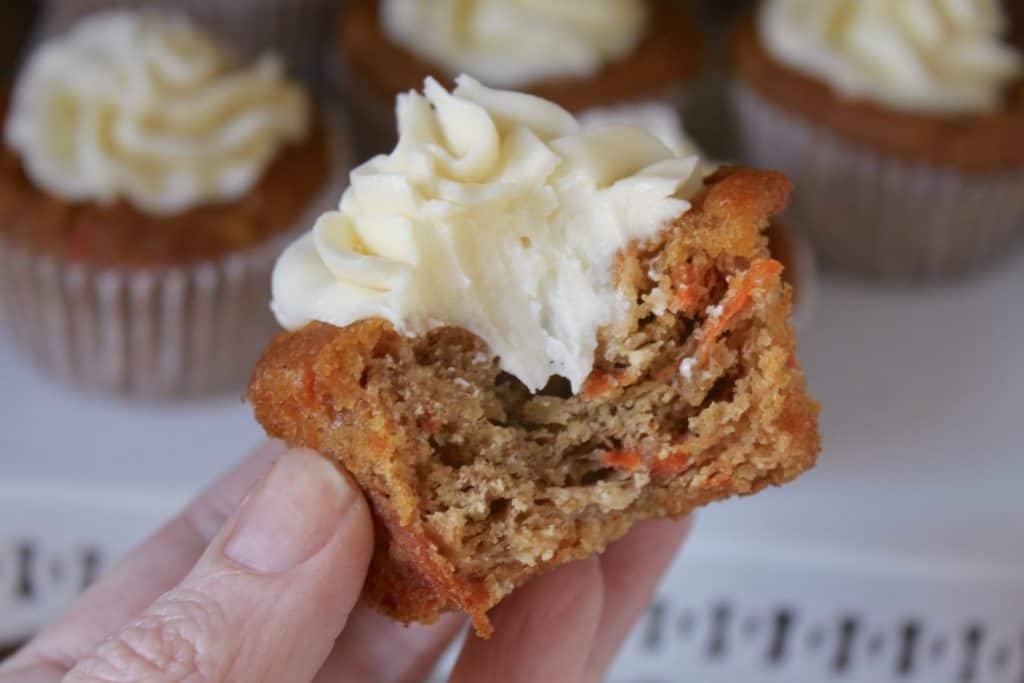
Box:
[0,441,691,683]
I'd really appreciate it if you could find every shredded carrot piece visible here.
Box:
[698,259,783,362]
[673,289,703,318]
[581,370,624,399]
[603,446,697,477]
[650,448,693,477]
[786,354,801,369]
[670,262,708,317]
[705,472,732,492]
[601,449,644,472]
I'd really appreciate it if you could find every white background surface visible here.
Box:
[2,246,1024,680]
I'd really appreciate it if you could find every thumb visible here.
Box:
[64,448,373,683]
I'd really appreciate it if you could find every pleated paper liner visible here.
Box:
[0,112,351,398]
[733,84,1024,280]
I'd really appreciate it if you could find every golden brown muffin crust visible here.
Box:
[339,0,705,113]
[732,9,1024,172]
[0,113,331,267]
[249,168,820,637]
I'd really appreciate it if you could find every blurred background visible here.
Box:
[2,1,1023,681]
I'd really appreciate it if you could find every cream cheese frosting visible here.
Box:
[272,76,703,393]
[759,0,1023,114]
[5,11,310,215]
[380,0,650,88]
[579,102,702,158]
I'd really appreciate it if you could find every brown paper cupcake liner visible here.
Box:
[0,114,351,398]
[40,0,340,88]
[733,83,1024,280]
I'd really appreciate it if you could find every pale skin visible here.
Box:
[0,441,691,683]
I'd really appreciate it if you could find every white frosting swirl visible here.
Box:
[272,76,703,393]
[5,11,310,215]
[580,102,703,158]
[759,0,1023,114]
[380,0,650,88]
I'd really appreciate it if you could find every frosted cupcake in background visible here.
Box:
[0,11,349,396]
[732,0,1024,279]
[580,101,817,331]
[40,0,339,87]
[334,0,705,155]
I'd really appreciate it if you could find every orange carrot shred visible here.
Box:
[698,259,783,362]
[601,449,644,471]
[581,370,623,399]
[705,472,732,492]
[650,448,693,477]
[670,262,708,317]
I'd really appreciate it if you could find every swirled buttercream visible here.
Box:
[272,77,703,393]
[579,102,703,158]
[380,0,649,88]
[759,0,1022,114]
[5,11,310,214]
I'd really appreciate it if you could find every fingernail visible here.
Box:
[224,449,357,574]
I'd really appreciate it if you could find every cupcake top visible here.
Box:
[759,0,1022,114]
[379,0,650,88]
[272,76,703,393]
[5,11,310,215]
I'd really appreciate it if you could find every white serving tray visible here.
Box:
[2,247,1024,682]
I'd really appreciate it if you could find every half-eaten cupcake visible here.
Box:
[249,76,820,637]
